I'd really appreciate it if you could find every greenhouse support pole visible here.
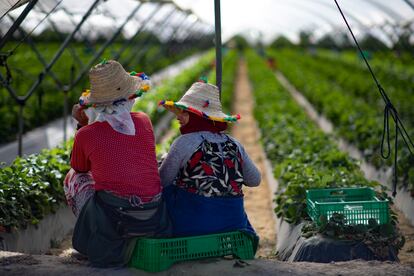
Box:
[214,0,222,96]
[113,3,162,61]
[70,1,146,89]
[179,22,205,52]
[180,20,201,42]
[12,23,63,88]
[122,6,175,68]
[17,101,25,156]
[0,0,38,50]
[402,0,414,11]
[36,3,85,67]
[136,10,185,68]
[63,64,75,143]
[6,0,100,157]
[22,0,101,102]
[61,6,98,58]
[157,13,193,58]
[63,87,68,143]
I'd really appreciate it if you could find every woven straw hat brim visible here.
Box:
[159,82,240,122]
[161,101,240,123]
[87,60,142,105]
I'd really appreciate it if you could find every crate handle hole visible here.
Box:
[344,205,363,211]
[330,190,345,196]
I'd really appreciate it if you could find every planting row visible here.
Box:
[270,49,414,193]
[281,49,414,124]
[317,49,414,83]
[245,50,403,250]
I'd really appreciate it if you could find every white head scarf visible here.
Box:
[84,99,136,135]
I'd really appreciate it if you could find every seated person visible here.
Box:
[158,80,260,247]
[65,60,170,267]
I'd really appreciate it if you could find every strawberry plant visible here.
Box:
[246,49,377,222]
[0,142,71,231]
[270,48,414,193]
[245,50,402,249]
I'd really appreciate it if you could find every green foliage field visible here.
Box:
[269,48,414,193]
[0,41,196,144]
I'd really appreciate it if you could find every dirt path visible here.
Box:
[231,59,277,258]
[394,207,414,265]
[2,244,414,275]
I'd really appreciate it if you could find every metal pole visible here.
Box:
[63,88,68,142]
[113,3,161,61]
[17,102,24,156]
[0,0,38,50]
[62,64,75,142]
[135,12,188,71]
[402,0,414,11]
[61,6,97,58]
[22,0,101,102]
[36,3,85,67]
[70,1,146,89]
[214,0,222,95]
[364,0,404,22]
[11,21,63,88]
[122,7,176,68]
[0,73,20,102]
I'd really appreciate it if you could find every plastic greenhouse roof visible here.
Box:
[0,0,212,42]
[174,0,414,45]
[0,0,29,17]
[1,0,414,45]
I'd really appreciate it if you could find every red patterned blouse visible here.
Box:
[71,112,161,199]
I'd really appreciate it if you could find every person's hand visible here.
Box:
[72,104,89,127]
[157,153,169,168]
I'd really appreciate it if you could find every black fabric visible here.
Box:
[291,235,399,262]
[95,192,172,238]
[276,219,399,263]
[72,191,171,267]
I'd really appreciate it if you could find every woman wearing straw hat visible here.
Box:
[158,80,260,247]
[66,60,171,267]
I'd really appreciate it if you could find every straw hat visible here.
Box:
[79,60,151,107]
[159,81,240,123]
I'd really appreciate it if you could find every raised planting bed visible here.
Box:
[245,49,404,262]
[0,205,75,254]
[316,49,414,97]
[269,48,414,197]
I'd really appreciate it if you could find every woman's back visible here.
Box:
[160,131,260,197]
[159,81,260,241]
[71,112,161,198]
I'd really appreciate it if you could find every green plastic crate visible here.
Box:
[306,187,389,225]
[129,231,255,272]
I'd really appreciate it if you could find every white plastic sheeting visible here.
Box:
[174,0,414,45]
[0,0,211,42]
[0,0,29,18]
[1,0,413,46]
